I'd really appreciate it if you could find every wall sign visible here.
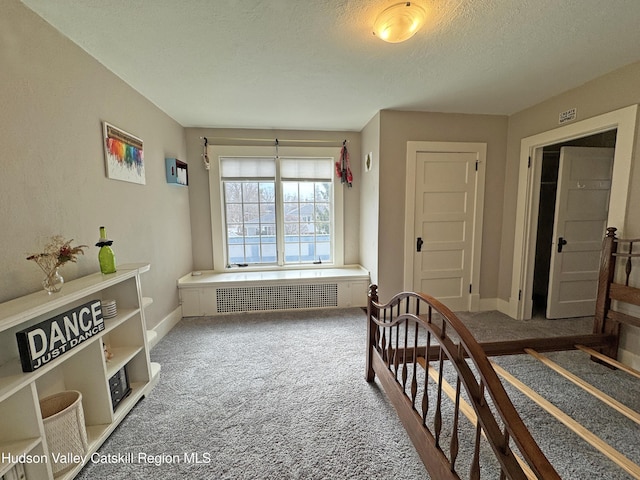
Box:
[16,300,104,372]
[559,108,577,124]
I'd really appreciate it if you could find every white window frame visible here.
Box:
[209,145,344,271]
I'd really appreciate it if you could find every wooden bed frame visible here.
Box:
[365,227,640,479]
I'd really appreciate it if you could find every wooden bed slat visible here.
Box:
[575,345,640,380]
[491,361,640,480]
[524,348,640,426]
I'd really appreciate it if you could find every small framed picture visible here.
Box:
[103,122,145,184]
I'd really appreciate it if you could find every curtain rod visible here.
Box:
[200,136,348,146]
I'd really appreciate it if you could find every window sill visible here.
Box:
[178,264,369,288]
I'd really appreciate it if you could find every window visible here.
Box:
[282,180,331,263]
[210,146,343,269]
[224,179,276,264]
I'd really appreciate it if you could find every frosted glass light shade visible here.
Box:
[373,2,426,43]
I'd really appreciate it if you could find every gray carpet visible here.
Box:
[75,308,640,479]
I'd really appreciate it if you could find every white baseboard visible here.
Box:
[148,306,182,350]
[476,297,498,312]
[618,348,640,371]
[497,297,517,318]
[466,297,516,317]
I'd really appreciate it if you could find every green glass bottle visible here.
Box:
[96,226,116,274]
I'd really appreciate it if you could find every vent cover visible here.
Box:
[216,283,338,313]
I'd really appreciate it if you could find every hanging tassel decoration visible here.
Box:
[336,140,353,187]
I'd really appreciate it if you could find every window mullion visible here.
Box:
[275,156,284,266]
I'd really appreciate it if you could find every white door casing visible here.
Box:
[405,142,486,312]
[509,104,637,320]
[546,147,614,319]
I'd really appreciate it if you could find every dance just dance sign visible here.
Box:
[16,300,104,372]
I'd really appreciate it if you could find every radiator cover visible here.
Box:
[177,266,370,316]
[216,283,338,313]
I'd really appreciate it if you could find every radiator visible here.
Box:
[177,267,369,317]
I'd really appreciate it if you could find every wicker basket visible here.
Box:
[40,390,88,477]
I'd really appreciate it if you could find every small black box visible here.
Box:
[109,366,131,411]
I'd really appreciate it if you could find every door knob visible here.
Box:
[557,237,567,253]
[417,237,424,252]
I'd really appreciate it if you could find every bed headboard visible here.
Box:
[594,226,640,359]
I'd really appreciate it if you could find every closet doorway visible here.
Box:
[509,104,637,321]
[532,132,616,318]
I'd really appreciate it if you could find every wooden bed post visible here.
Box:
[593,227,620,359]
[365,284,379,382]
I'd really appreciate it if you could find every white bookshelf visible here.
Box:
[0,264,160,480]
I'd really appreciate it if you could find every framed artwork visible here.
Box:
[102,122,145,184]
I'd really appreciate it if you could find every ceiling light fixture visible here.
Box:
[373,2,426,43]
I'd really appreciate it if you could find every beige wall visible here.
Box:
[0,0,191,329]
[499,61,640,301]
[359,113,381,285]
[184,128,362,270]
[375,110,509,300]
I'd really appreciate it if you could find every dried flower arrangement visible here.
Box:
[27,236,88,292]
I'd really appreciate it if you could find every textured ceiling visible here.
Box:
[20,0,640,131]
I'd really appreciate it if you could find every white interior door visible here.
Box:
[412,151,478,311]
[546,146,614,319]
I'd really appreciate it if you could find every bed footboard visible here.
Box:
[365,285,560,480]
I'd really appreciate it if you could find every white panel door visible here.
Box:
[413,151,478,311]
[547,147,614,319]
